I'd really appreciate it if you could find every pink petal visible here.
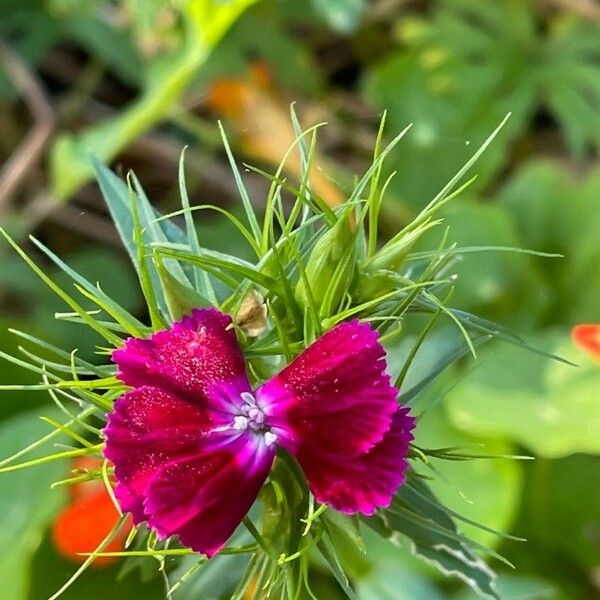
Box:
[112,308,250,410]
[297,407,415,514]
[258,320,399,458]
[103,386,217,523]
[143,435,274,557]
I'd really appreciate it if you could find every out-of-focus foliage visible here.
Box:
[447,332,600,456]
[0,409,66,600]
[364,0,600,207]
[1,0,258,199]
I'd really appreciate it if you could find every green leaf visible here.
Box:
[378,332,523,580]
[498,161,600,324]
[295,211,356,313]
[178,149,217,303]
[93,158,195,319]
[453,574,558,600]
[366,473,501,600]
[543,18,600,157]
[413,397,522,548]
[29,237,146,338]
[129,176,165,329]
[0,228,122,346]
[362,0,600,211]
[218,122,263,245]
[509,455,600,574]
[167,529,251,599]
[317,536,360,600]
[156,244,281,294]
[446,330,600,457]
[155,258,210,321]
[363,49,531,211]
[321,512,369,581]
[357,558,447,600]
[0,409,66,600]
[413,199,552,328]
[91,158,156,272]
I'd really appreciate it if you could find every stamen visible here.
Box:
[240,392,255,405]
[235,392,274,443]
[264,432,277,447]
[247,407,264,423]
[233,415,249,430]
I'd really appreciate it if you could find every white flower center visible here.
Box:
[234,392,277,446]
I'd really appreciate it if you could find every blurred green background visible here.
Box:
[0,0,599,598]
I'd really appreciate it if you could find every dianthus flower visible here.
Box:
[103,308,414,557]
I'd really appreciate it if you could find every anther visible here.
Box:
[264,432,277,447]
[233,415,249,430]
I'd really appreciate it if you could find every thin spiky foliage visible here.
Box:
[0,113,563,600]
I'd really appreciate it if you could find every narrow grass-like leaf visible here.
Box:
[92,156,137,261]
[40,416,93,448]
[218,121,262,243]
[0,443,103,474]
[54,308,133,334]
[0,228,121,345]
[16,346,95,376]
[29,236,146,337]
[404,480,525,542]
[316,536,359,600]
[130,172,190,287]
[406,245,563,262]
[268,244,303,332]
[9,329,112,377]
[415,302,576,365]
[245,164,337,226]
[154,255,211,320]
[347,123,412,207]
[0,406,96,468]
[322,289,399,329]
[178,148,217,301]
[155,245,281,293]
[423,290,476,358]
[366,111,387,256]
[423,113,511,214]
[129,176,165,329]
[401,335,491,405]
[48,516,129,600]
[395,300,445,389]
[155,204,261,256]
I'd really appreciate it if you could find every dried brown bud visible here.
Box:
[234,290,267,337]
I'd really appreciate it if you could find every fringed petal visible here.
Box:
[258,320,399,458]
[143,434,274,557]
[297,407,415,514]
[112,308,251,409]
[103,386,217,523]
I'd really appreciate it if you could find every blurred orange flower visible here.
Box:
[205,62,344,209]
[571,324,600,362]
[51,456,132,566]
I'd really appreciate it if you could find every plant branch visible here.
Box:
[0,41,55,211]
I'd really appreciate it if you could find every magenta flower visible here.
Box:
[103,308,414,557]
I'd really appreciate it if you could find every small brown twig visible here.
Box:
[0,40,55,211]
